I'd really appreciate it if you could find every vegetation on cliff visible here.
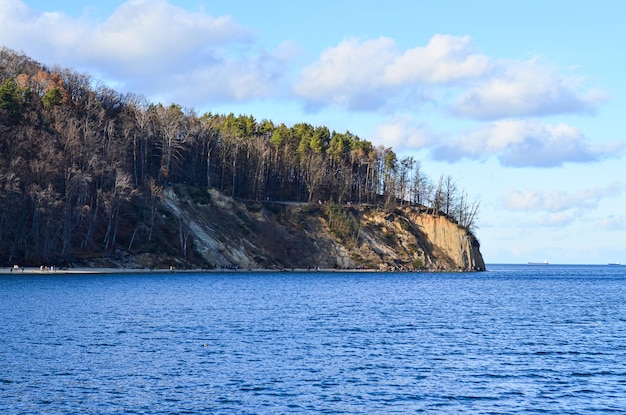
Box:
[0,47,481,268]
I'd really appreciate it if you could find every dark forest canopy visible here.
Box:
[0,47,479,265]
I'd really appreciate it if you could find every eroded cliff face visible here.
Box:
[353,206,485,271]
[144,186,485,272]
[409,213,485,271]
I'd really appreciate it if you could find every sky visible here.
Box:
[1,0,625,265]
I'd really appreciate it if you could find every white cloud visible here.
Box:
[372,116,435,151]
[0,0,289,105]
[432,119,623,167]
[293,37,398,111]
[294,34,490,111]
[0,1,86,56]
[157,48,292,105]
[384,35,491,84]
[294,36,606,119]
[505,183,623,213]
[86,0,252,73]
[452,59,607,120]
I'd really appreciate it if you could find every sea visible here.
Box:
[1,264,625,414]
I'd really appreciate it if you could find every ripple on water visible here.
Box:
[1,267,626,414]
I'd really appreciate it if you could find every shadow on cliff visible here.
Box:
[125,185,486,272]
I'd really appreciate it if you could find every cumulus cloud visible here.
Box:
[384,35,491,84]
[86,0,252,72]
[154,47,294,105]
[294,35,606,119]
[371,116,435,151]
[294,34,490,111]
[432,119,623,167]
[0,0,291,105]
[0,0,85,55]
[451,60,607,120]
[293,37,397,111]
[505,182,623,213]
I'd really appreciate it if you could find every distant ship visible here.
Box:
[608,261,621,266]
[528,260,549,265]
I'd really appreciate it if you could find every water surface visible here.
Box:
[1,265,625,414]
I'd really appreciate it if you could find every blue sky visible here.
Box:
[2,0,625,264]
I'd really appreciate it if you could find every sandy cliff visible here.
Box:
[409,213,485,271]
[352,206,485,271]
[146,186,485,272]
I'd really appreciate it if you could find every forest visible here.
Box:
[0,47,479,266]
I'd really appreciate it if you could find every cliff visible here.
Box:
[408,213,485,271]
[119,186,484,272]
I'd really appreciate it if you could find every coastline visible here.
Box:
[0,266,380,275]
[0,265,474,274]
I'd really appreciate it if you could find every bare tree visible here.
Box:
[442,175,457,217]
[456,190,481,232]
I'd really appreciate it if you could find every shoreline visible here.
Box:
[0,266,382,275]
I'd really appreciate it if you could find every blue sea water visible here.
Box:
[1,264,625,414]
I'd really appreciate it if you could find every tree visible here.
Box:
[270,123,289,148]
[0,78,22,120]
[382,148,397,209]
[152,104,188,183]
[442,175,457,217]
[42,86,64,109]
[303,153,327,202]
[310,126,330,153]
[398,156,413,205]
[456,191,480,232]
